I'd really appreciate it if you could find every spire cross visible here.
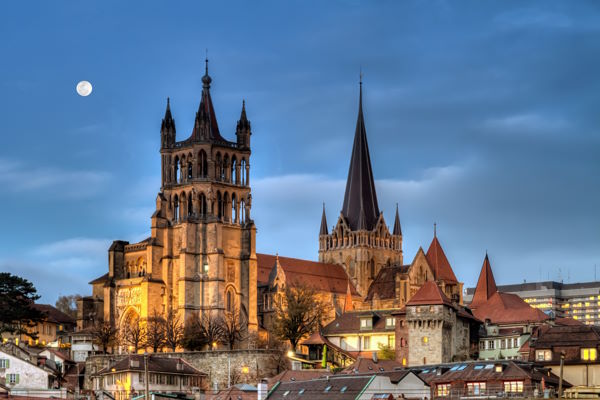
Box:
[205,49,209,75]
[359,67,363,85]
[434,222,437,237]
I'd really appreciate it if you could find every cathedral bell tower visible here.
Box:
[319,79,403,296]
[153,59,257,333]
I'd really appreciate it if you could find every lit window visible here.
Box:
[385,317,396,328]
[402,358,407,366]
[360,318,373,329]
[581,348,597,361]
[495,365,503,372]
[363,336,371,349]
[388,335,395,348]
[437,384,451,396]
[422,336,429,344]
[536,350,552,361]
[467,382,486,395]
[504,381,523,393]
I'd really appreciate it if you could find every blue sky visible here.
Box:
[1,1,599,303]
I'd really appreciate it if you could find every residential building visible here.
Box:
[525,324,600,388]
[469,255,549,360]
[3,304,75,348]
[420,360,568,398]
[466,279,600,326]
[0,347,65,398]
[266,373,429,400]
[92,355,206,400]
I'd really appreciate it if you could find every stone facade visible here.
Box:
[406,304,473,366]
[81,62,257,340]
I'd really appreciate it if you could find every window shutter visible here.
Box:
[16,374,20,384]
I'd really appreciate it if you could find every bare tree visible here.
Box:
[55,294,81,319]
[120,315,146,353]
[221,307,246,350]
[144,310,166,352]
[181,311,224,351]
[91,320,117,354]
[163,310,183,352]
[273,285,326,351]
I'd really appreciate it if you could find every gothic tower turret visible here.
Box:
[236,100,251,149]
[99,59,259,341]
[318,79,403,296]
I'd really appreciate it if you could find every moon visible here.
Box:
[76,81,93,97]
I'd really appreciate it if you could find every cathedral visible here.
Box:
[80,62,464,350]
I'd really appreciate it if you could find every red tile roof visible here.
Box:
[257,253,359,295]
[425,236,458,283]
[32,304,75,325]
[365,264,410,301]
[341,357,403,374]
[472,292,548,324]
[322,310,396,335]
[470,254,497,309]
[406,281,453,306]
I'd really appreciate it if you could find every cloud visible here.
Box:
[483,113,569,136]
[0,158,110,198]
[33,237,111,259]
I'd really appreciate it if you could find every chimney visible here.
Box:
[176,361,184,371]
[130,359,140,368]
[258,379,268,400]
[372,351,378,363]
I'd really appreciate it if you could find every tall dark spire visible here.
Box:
[341,78,380,231]
[191,58,224,142]
[237,100,250,131]
[161,97,176,148]
[392,203,402,236]
[319,203,328,235]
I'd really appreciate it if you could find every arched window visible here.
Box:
[187,192,193,217]
[215,153,222,181]
[240,158,246,186]
[223,192,230,222]
[370,259,375,278]
[217,191,223,220]
[173,194,179,222]
[174,156,179,184]
[187,161,193,180]
[226,289,232,312]
[231,156,237,184]
[179,156,186,183]
[199,193,207,217]
[240,200,245,224]
[198,150,207,178]
[222,154,229,182]
[231,193,237,223]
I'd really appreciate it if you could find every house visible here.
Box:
[525,324,600,388]
[469,255,549,360]
[0,347,66,398]
[422,360,568,398]
[266,373,429,400]
[3,304,75,348]
[266,370,332,388]
[92,355,206,400]
[65,328,98,362]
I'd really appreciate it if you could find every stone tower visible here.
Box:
[155,60,257,330]
[318,80,403,296]
[85,60,257,339]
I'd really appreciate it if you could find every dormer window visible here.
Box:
[385,317,395,328]
[360,318,373,330]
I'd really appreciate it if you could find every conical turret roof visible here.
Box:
[341,81,380,231]
[470,254,498,309]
